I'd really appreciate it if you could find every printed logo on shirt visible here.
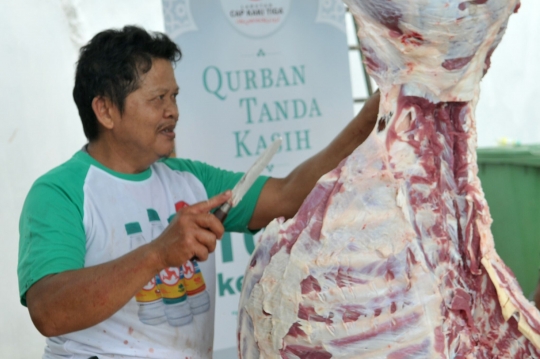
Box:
[143,278,158,291]
[160,267,181,286]
[182,260,211,314]
[183,261,196,280]
[175,201,190,211]
[125,215,193,327]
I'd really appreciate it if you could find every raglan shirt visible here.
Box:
[18,150,269,359]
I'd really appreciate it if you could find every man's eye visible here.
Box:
[158,95,165,100]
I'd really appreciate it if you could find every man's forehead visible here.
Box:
[138,74,179,94]
[147,86,180,94]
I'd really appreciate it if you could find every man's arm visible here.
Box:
[534,277,540,310]
[26,191,230,337]
[249,91,380,229]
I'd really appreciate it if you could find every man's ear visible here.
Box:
[91,96,115,130]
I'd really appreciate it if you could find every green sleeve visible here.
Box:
[18,178,86,306]
[163,158,269,233]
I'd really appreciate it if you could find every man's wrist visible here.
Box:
[143,241,165,275]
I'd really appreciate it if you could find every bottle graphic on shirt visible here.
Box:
[158,267,193,326]
[134,276,167,325]
[182,260,211,315]
[147,209,165,240]
[125,222,146,251]
[125,222,167,325]
[148,209,194,327]
[170,202,210,314]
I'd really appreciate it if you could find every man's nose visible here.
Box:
[165,98,179,120]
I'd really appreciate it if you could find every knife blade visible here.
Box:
[214,138,282,223]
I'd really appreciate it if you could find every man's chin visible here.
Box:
[157,147,176,159]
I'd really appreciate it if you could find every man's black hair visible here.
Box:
[73,26,182,141]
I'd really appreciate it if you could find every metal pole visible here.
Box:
[346,7,374,101]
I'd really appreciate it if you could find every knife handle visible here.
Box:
[214,202,232,223]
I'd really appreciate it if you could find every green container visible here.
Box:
[477,145,540,297]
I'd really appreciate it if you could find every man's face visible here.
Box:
[112,58,179,163]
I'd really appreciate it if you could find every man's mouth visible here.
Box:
[159,124,176,138]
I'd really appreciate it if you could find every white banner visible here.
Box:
[162,0,353,357]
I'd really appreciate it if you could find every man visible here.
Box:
[534,279,540,310]
[18,26,379,358]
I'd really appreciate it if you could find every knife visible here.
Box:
[214,138,282,223]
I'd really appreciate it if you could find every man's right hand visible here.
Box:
[150,190,232,269]
[26,191,231,337]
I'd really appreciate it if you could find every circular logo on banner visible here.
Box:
[220,0,292,38]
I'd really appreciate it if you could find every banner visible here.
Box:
[162,1,353,357]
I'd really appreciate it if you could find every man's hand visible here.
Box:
[534,280,540,310]
[26,191,231,337]
[150,191,231,267]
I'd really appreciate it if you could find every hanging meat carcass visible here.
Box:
[238,0,540,358]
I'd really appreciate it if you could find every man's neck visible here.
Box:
[87,139,154,174]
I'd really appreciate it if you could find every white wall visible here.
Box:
[476,1,540,147]
[0,1,165,357]
[0,1,538,357]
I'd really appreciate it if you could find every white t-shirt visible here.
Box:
[18,150,268,359]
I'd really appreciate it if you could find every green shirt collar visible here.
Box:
[76,148,153,182]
